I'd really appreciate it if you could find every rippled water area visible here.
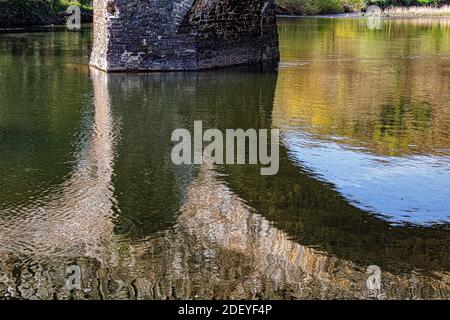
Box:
[0,17,449,300]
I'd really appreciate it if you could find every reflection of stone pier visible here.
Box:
[0,69,448,300]
[90,0,279,71]
[126,164,450,300]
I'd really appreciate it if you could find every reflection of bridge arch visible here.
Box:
[0,69,448,299]
[90,0,279,71]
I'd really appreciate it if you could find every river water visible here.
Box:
[0,17,449,299]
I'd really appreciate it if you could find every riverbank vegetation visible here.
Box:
[277,0,450,15]
[383,4,450,16]
[277,0,366,15]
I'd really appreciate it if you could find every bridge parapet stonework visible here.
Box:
[90,0,279,71]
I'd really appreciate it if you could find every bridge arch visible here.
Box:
[90,0,279,71]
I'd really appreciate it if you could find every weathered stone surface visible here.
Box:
[90,0,280,71]
[0,1,92,28]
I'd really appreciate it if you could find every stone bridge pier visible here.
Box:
[90,0,279,71]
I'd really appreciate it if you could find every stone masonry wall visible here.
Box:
[179,0,280,69]
[90,0,279,71]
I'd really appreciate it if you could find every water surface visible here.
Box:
[0,18,449,299]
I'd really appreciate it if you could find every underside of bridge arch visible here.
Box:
[90,0,279,71]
